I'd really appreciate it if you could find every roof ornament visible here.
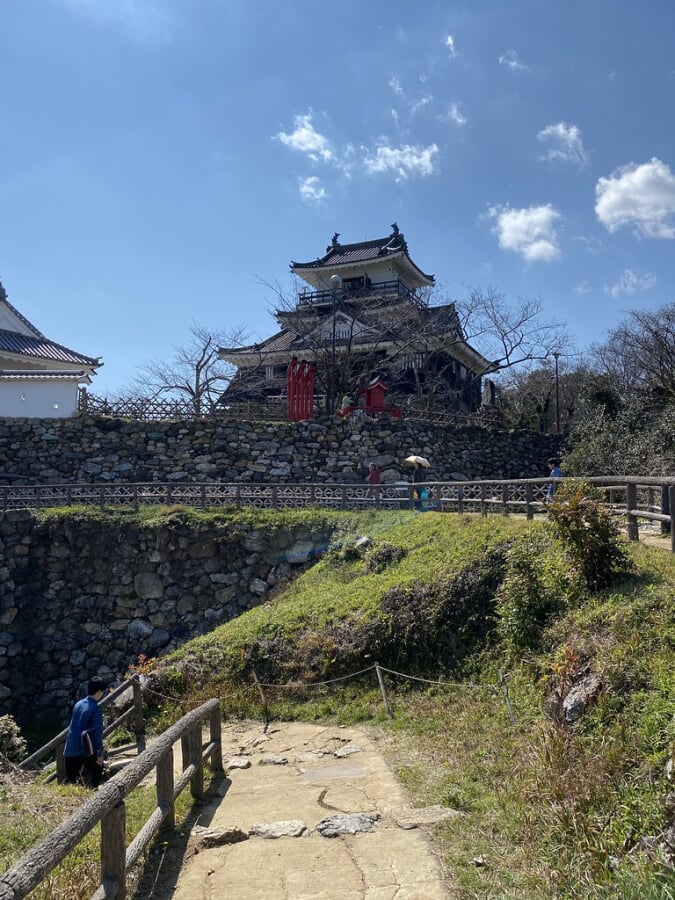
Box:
[327,232,341,253]
[387,222,407,252]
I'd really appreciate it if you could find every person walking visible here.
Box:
[63,676,108,787]
[547,457,562,499]
[366,463,382,486]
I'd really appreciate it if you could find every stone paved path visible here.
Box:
[157,721,456,900]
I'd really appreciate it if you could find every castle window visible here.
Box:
[336,323,350,340]
[265,365,275,380]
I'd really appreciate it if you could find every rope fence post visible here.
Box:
[251,670,270,726]
[498,668,517,725]
[374,663,393,718]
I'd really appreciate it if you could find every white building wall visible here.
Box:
[0,382,80,418]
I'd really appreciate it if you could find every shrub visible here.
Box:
[547,482,633,590]
[0,714,27,762]
[496,531,580,655]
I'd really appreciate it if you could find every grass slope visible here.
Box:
[148,508,675,899]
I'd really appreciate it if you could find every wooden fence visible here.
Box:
[0,699,222,900]
[19,676,146,784]
[77,390,501,428]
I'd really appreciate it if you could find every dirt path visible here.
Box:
[142,720,456,900]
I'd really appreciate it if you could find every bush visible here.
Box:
[0,715,27,762]
[547,482,632,590]
[496,531,582,655]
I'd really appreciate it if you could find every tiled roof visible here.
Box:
[0,370,89,380]
[290,225,434,283]
[0,330,101,368]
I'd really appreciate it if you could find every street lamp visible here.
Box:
[553,351,560,433]
[329,274,342,414]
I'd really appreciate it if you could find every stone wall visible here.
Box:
[0,508,335,725]
[0,416,560,485]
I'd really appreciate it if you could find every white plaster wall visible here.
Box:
[0,382,79,417]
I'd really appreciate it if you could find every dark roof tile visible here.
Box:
[0,330,101,368]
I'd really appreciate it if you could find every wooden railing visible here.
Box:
[1,477,673,549]
[0,699,223,900]
[19,675,146,784]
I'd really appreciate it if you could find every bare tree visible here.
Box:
[254,279,570,413]
[133,321,248,415]
[592,303,675,405]
[457,287,571,377]
[499,359,594,432]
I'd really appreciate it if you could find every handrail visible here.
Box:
[0,699,223,900]
[1,477,673,550]
[19,675,146,782]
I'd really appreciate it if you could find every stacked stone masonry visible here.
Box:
[0,415,560,485]
[0,508,333,724]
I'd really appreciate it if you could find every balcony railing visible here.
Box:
[297,279,412,305]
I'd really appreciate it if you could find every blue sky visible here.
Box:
[2,0,675,395]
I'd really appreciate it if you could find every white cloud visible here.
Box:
[595,157,675,238]
[498,49,528,71]
[574,281,590,295]
[445,35,456,57]
[446,103,467,127]
[276,113,333,163]
[363,142,439,181]
[298,176,327,205]
[538,122,588,167]
[488,204,561,262]
[410,95,433,115]
[57,0,175,40]
[574,235,603,254]
[606,269,657,298]
[389,76,404,96]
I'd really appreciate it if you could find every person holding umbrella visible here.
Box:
[404,455,431,510]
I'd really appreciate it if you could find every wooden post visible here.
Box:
[480,483,487,517]
[156,749,175,828]
[501,483,509,516]
[525,483,533,520]
[209,706,223,773]
[374,663,392,718]
[669,485,675,554]
[190,726,204,799]
[100,801,126,900]
[626,483,639,542]
[661,484,672,536]
[55,739,66,784]
[132,679,145,754]
[457,487,464,514]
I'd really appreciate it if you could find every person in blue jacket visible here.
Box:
[63,676,108,787]
[547,457,563,499]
